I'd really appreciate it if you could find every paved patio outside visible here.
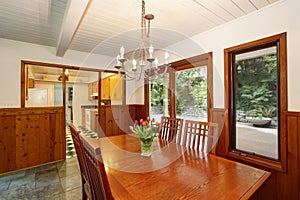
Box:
[236,123,278,159]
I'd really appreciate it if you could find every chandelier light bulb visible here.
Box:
[120,46,125,59]
[132,59,137,70]
[164,51,169,64]
[149,44,154,58]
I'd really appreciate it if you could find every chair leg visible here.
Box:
[82,177,88,200]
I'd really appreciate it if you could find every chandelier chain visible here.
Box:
[114,0,170,81]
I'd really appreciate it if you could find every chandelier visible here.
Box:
[115,0,170,81]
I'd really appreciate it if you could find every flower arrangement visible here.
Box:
[129,117,160,156]
[129,117,159,142]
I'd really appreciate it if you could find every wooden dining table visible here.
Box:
[84,134,271,200]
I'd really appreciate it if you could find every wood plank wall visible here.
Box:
[97,105,147,137]
[0,107,65,174]
[211,109,300,199]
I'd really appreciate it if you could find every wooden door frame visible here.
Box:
[20,60,126,128]
[145,52,213,120]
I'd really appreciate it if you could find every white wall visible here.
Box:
[0,38,114,107]
[72,83,92,126]
[166,0,300,111]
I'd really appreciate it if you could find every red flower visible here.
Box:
[142,121,147,126]
[146,116,150,121]
[140,119,143,124]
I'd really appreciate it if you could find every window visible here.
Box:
[149,73,170,122]
[170,53,213,120]
[175,65,208,121]
[224,33,287,171]
[148,53,213,122]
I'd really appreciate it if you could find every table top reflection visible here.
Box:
[84,134,270,200]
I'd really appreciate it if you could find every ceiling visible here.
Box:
[0,0,280,58]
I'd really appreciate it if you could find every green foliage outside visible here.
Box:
[150,68,207,116]
[175,69,207,115]
[235,54,277,118]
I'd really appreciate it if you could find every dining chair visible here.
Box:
[158,116,184,143]
[80,134,113,200]
[182,120,219,154]
[69,124,91,200]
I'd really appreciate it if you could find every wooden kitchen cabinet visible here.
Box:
[28,78,35,88]
[88,81,99,100]
[93,81,98,94]
[110,75,122,100]
[101,75,122,100]
[101,77,110,100]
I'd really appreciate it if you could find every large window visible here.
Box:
[170,53,213,120]
[175,65,208,121]
[224,33,287,171]
[149,53,213,122]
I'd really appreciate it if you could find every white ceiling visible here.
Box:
[0,0,280,57]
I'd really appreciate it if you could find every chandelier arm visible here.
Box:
[120,72,137,81]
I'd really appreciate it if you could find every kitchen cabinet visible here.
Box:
[86,74,122,101]
[28,78,35,88]
[100,74,122,100]
[101,77,110,100]
[110,75,122,100]
[88,81,98,100]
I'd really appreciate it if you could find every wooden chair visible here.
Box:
[80,134,113,200]
[69,124,91,200]
[182,120,219,154]
[158,116,183,143]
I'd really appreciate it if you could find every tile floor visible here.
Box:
[0,125,98,200]
[66,125,98,158]
[0,157,82,200]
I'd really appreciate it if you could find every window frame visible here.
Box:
[169,53,213,120]
[224,33,287,172]
[146,52,213,121]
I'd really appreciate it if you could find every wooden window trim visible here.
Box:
[145,53,213,120]
[169,52,213,120]
[224,33,287,172]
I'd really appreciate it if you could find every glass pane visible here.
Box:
[26,65,63,107]
[234,46,278,160]
[175,66,207,121]
[149,73,169,123]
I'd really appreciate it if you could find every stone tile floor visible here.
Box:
[0,157,82,200]
[0,125,98,200]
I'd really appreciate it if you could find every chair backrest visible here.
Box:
[69,124,89,183]
[158,116,183,143]
[80,135,113,200]
[182,120,219,154]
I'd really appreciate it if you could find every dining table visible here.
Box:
[83,133,271,200]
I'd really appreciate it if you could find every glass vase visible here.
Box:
[140,138,153,156]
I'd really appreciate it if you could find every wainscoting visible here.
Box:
[0,107,65,175]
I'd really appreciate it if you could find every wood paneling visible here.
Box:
[98,105,148,137]
[211,108,228,157]
[0,107,65,174]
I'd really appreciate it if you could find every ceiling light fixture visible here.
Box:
[114,0,170,81]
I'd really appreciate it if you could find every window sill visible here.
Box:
[228,151,286,173]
